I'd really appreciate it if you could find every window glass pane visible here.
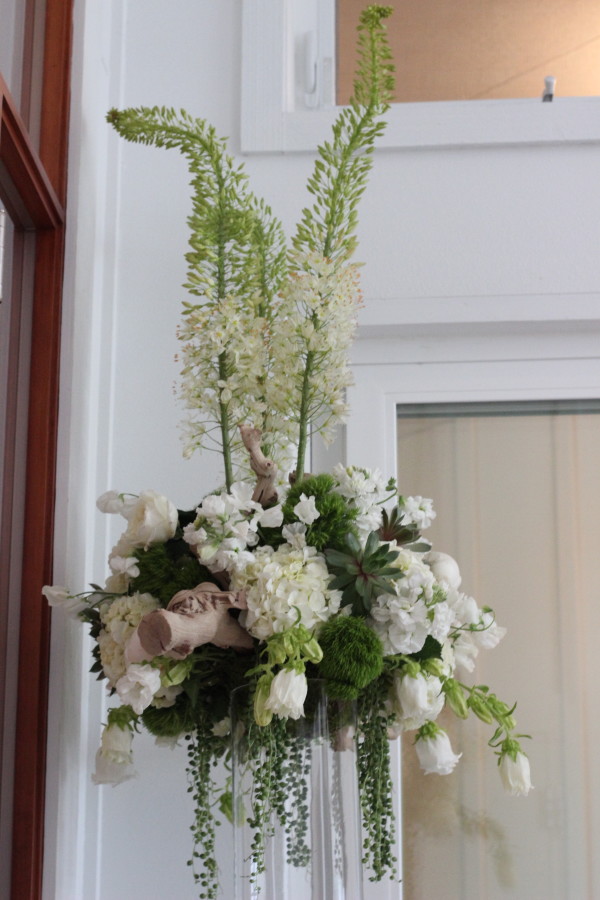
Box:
[396,401,600,898]
[0,1,26,107]
[337,0,600,103]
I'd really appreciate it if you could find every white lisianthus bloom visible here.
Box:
[472,611,507,650]
[91,723,136,786]
[293,493,320,525]
[115,664,162,715]
[282,522,307,549]
[212,716,232,737]
[151,684,183,709]
[499,750,532,796]
[257,504,284,528]
[42,585,86,618]
[399,495,436,530]
[415,726,462,775]
[96,490,137,516]
[424,551,462,590]
[121,490,178,550]
[265,669,308,720]
[451,633,479,673]
[392,672,445,730]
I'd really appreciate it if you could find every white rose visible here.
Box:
[293,493,320,525]
[122,490,178,549]
[115,664,162,715]
[415,728,462,775]
[425,551,462,590]
[264,669,307,720]
[91,723,136,785]
[499,751,532,796]
[393,672,444,729]
[42,585,86,618]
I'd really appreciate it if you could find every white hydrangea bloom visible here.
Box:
[231,544,341,640]
[98,592,159,687]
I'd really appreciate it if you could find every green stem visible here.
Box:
[295,350,314,482]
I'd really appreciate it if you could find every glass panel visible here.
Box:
[337,0,600,103]
[396,401,600,898]
[0,2,26,108]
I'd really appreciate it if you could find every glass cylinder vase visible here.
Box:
[230,679,364,900]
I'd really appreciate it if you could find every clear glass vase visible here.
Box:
[230,679,364,900]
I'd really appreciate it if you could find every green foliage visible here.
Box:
[133,540,210,606]
[378,505,419,545]
[325,531,404,615]
[292,5,394,265]
[357,678,397,881]
[281,474,358,550]
[142,692,197,737]
[317,616,384,699]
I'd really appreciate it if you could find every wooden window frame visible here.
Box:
[0,0,73,897]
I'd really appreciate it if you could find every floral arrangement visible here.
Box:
[44,7,531,899]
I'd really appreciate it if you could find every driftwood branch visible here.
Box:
[239,424,278,506]
[127,582,253,662]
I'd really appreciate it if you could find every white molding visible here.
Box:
[241,0,600,154]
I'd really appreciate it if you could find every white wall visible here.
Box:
[44,1,600,898]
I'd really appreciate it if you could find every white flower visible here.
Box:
[258,504,284,528]
[415,728,462,775]
[472,611,507,650]
[425,551,461,590]
[152,684,182,708]
[399,495,436,530]
[232,544,340,640]
[212,716,232,737]
[42,585,86,618]
[392,672,445,730]
[499,751,532,796]
[91,723,136,786]
[293,493,320,525]
[452,634,479,673]
[109,556,140,578]
[115,664,162,715]
[121,490,178,550]
[98,592,159,685]
[265,669,307,719]
[96,490,137,516]
[282,523,307,549]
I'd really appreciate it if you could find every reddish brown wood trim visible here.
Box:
[0,76,64,227]
[40,0,74,204]
[8,0,74,896]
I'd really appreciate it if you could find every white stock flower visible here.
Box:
[399,496,436,530]
[116,664,162,715]
[392,672,445,730]
[425,551,462,590]
[293,493,320,525]
[42,585,86,618]
[121,490,178,550]
[91,723,136,786]
[415,728,462,775]
[451,634,479,673]
[499,751,532,797]
[265,669,307,720]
